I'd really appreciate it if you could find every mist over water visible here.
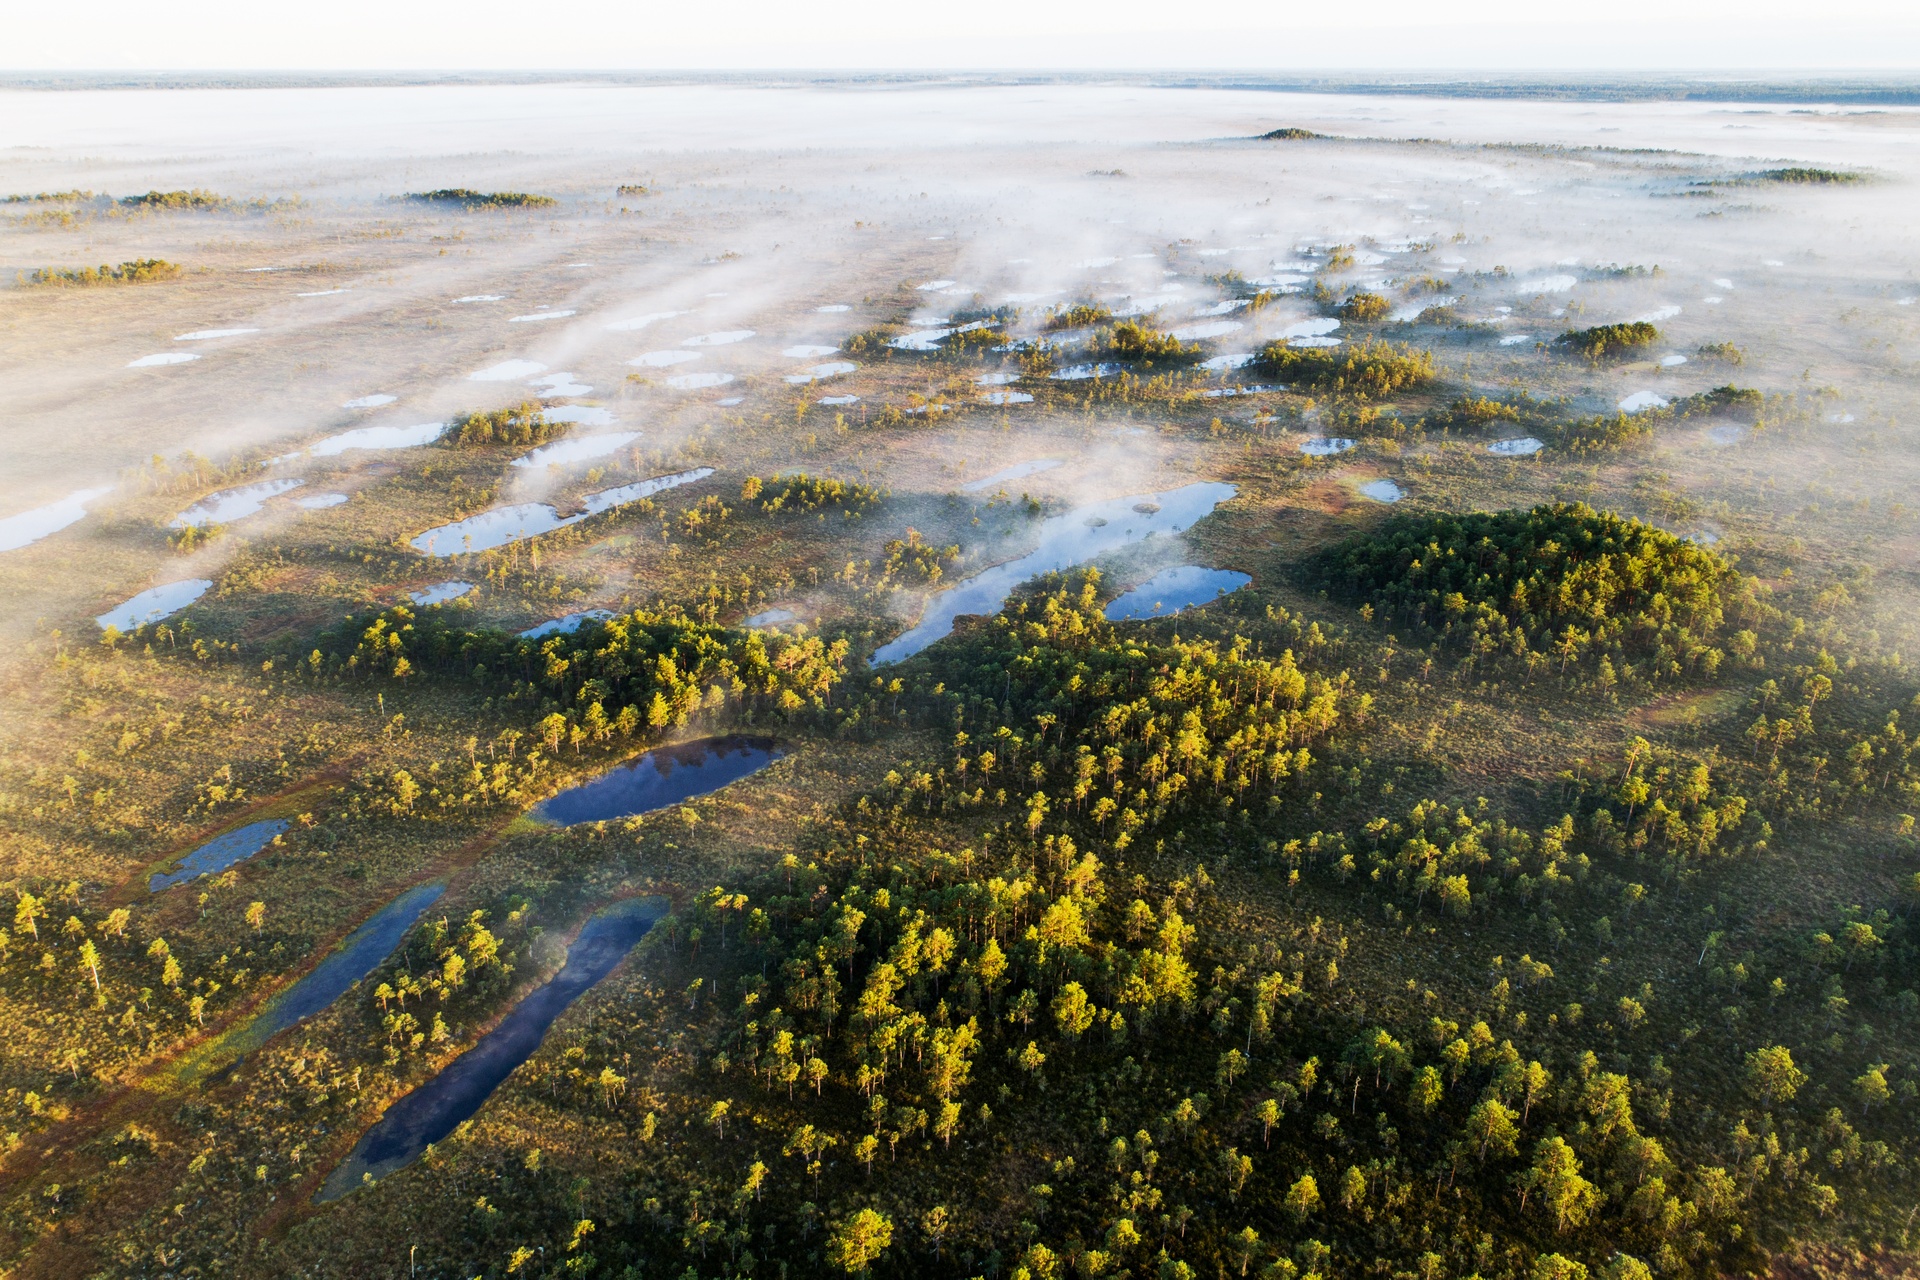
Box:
[0,78,1916,649]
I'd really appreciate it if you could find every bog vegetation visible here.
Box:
[1255,338,1436,399]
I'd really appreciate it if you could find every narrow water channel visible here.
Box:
[318,897,665,1199]
[178,882,446,1083]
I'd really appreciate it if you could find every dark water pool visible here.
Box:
[318,897,664,1199]
[531,736,781,826]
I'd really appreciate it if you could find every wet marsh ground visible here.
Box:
[0,82,1918,1278]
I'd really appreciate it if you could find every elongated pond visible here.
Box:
[318,897,665,1199]
[532,736,782,826]
[411,468,713,556]
[872,480,1236,665]
[179,883,445,1082]
[97,579,212,631]
[151,818,289,892]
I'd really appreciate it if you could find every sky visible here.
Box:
[4,0,1920,71]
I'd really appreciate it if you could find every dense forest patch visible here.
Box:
[1555,323,1660,362]
[443,402,568,449]
[1335,291,1392,323]
[1096,320,1203,365]
[251,577,1920,1280]
[1309,504,1764,683]
[1254,339,1436,399]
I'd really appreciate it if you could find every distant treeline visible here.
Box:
[23,258,182,287]
[119,189,230,210]
[1,189,96,204]
[402,189,558,209]
[1756,167,1860,184]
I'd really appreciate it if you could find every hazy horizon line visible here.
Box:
[3,68,1920,104]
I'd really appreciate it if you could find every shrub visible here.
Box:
[1254,338,1435,399]
[1697,342,1746,365]
[1430,395,1521,431]
[1555,322,1659,362]
[843,327,899,358]
[1408,305,1468,327]
[1676,385,1764,419]
[1555,412,1655,454]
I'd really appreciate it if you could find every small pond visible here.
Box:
[281,421,446,461]
[1298,437,1356,457]
[411,469,712,556]
[0,486,113,552]
[872,480,1236,665]
[171,479,304,528]
[960,459,1061,493]
[318,897,665,1199]
[1486,437,1545,457]
[520,609,616,639]
[409,582,473,606]
[532,736,783,826]
[151,818,289,892]
[97,579,212,631]
[511,432,640,470]
[1104,566,1252,621]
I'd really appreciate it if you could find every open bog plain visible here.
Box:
[1,79,1920,1280]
